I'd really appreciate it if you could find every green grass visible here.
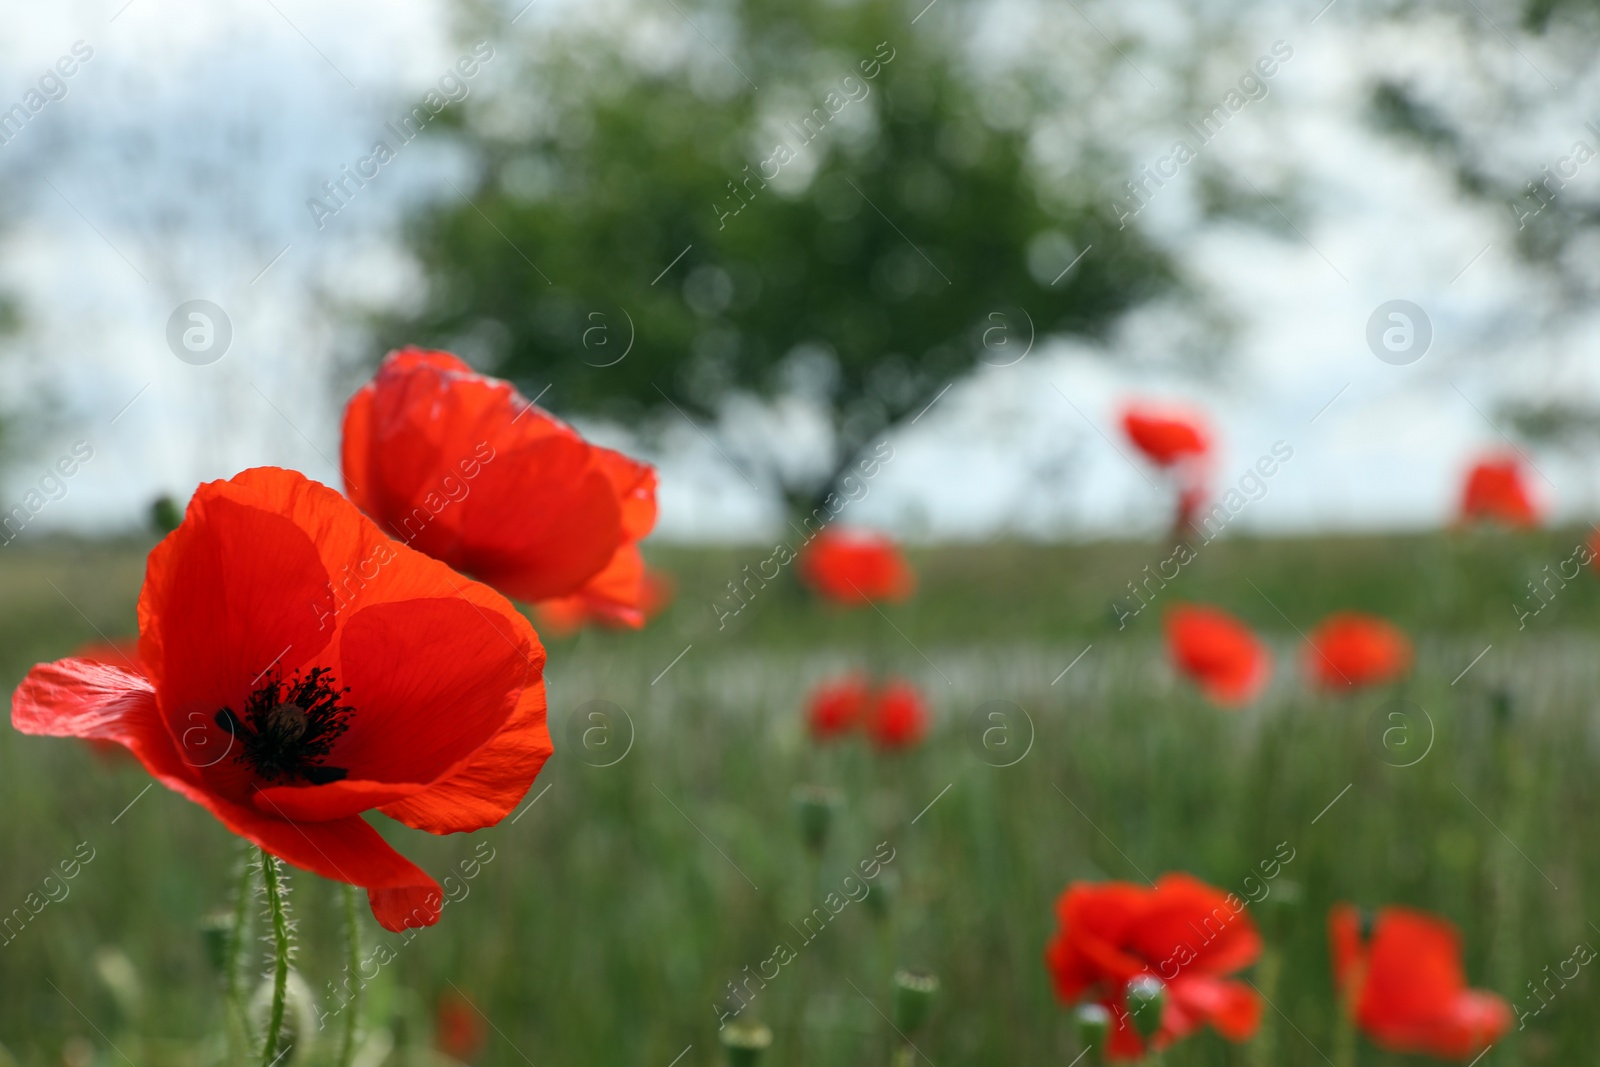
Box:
[1,530,1597,1066]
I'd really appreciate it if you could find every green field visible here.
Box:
[1,529,1597,1065]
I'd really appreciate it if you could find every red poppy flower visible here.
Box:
[1045,874,1262,1061]
[1329,904,1510,1059]
[1458,456,1539,528]
[806,674,872,740]
[798,528,915,605]
[342,348,659,624]
[1121,404,1211,468]
[11,468,550,932]
[435,990,488,1063]
[534,568,674,638]
[1165,605,1270,706]
[1304,612,1412,690]
[864,679,929,750]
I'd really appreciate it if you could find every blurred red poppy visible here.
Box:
[435,990,488,1063]
[864,680,929,750]
[1330,904,1510,1059]
[11,468,550,932]
[806,674,872,740]
[1046,874,1262,1060]
[798,527,915,605]
[1304,612,1412,690]
[1458,456,1539,528]
[534,568,674,638]
[1121,404,1211,468]
[342,348,659,624]
[1165,605,1270,706]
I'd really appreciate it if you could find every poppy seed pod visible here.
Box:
[199,911,236,976]
[719,1018,772,1067]
[1074,1003,1111,1062]
[891,970,939,1034]
[791,784,842,853]
[1125,976,1166,1042]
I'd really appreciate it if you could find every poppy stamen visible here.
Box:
[215,666,354,785]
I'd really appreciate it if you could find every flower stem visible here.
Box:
[336,882,362,1067]
[259,850,291,1067]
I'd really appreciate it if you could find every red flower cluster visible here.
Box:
[1121,405,1211,467]
[12,348,663,931]
[805,674,929,750]
[1122,402,1213,537]
[1458,456,1540,528]
[1045,874,1262,1060]
[1330,904,1511,1059]
[14,469,551,931]
[343,348,659,624]
[798,528,915,605]
[1304,612,1412,690]
[1165,604,1270,706]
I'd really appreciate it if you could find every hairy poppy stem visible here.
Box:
[259,850,292,1067]
[225,853,257,1052]
[336,883,362,1067]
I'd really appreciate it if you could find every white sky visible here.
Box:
[0,0,1595,543]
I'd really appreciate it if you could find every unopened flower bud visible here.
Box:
[791,784,841,853]
[1074,1003,1110,1062]
[1126,975,1166,1042]
[891,969,938,1034]
[199,911,236,976]
[720,1018,772,1067]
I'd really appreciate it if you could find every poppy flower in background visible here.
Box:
[1120,404,1211,468]
[1304,612,1412,690]
[806,673,873,740]
[534,568,674,638]
[864,679,929,750]
[1165,604,1271,706]
[11,468,551,932]
[798,527,916,605]
[1330,904,1511,1059]
[342,347,659,625]
[1045,874,1263,1061]
[435,989,488,1063]
[1458,456,1540,528]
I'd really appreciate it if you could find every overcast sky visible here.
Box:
[0,0,1594,543]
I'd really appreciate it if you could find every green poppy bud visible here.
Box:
[891,970,938,1034]
[1125,975,1166,1042]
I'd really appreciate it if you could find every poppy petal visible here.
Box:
[216,791,442,931]
[138,488,336,744]
[1166,975,1261,1041]
[12,656,442,932]
[329,597,538,784]
[379,678,552,834]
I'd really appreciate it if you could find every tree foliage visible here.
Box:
[381,0,1177,504]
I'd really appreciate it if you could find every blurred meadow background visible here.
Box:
[4,0,1600,1064]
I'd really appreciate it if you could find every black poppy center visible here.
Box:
[215,666,354,785]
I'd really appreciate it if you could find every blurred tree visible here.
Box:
[1362,0,1600,443]
[379,0,1178,512]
